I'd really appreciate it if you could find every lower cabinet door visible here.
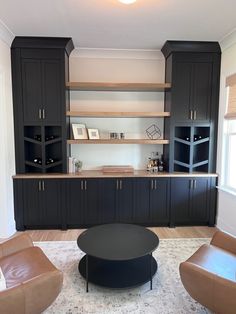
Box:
[133,178,150,223]
[41,179,62,226]
[150,178,170,224]
[100,179,117,224]
[23,179,62,227]
[23,179,42,227]
[66,179,84,226]
[83,179,101,225]
[171,178,191,225]
[117,178,134,223]
[191,178,210,223]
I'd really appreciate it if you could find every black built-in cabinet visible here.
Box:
[161,41,221,173]
[13,176,216,230]
[11,37,74,174]
[12,38,220,230]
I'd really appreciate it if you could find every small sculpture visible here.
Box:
[146,124,161,140]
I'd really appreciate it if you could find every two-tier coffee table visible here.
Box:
[77,223,159,292]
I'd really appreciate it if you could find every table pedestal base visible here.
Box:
[79,254,157,289]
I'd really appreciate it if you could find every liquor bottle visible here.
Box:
[158,155,165,172]
[34,134,41,141]
[33,158,42,165]
[184,136,190,141]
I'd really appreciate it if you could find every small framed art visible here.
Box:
[88,128,100,140]
[72,124,88,139]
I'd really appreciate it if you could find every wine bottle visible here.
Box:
[33,158,42,165]
[184,136,190,141]
[158,155,165,172]
[45,135,55,141]
[46,158,54,165]
[34,134,41,141]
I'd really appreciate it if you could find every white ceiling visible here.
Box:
[0,0,236,49]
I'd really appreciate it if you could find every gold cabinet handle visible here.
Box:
[81,180,83,190]
[38,181,41,191]
[39,109,42,119]
[85,180,87,191]
[119,180,122,190]
[154,180,157,190]
[151,180,154,190]
[189,110,193,120]
[193,110,197,120]
[194,179,197,189]
[116,180,119,190]
[42,108,45,119]
[42,180,45,191]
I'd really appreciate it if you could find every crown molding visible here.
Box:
[71,48,164,60]
[0,19,14,47]
[220,28,236,52]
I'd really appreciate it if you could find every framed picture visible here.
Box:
[88,128,100,140]
[72,124,88,139]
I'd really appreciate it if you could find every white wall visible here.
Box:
[0,22,15,238]
[217,31,236,236]
[69,49,166,169]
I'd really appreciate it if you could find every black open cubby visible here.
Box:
[24,126,42,141]
[45,126,61,142]
[174,125,210,173]
[24,141,42,164]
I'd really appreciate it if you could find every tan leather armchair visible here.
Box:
[0,234,63,314]
[180,230,236,314]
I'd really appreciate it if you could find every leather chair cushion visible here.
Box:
[186,244,236,282]
[0,247,56,288]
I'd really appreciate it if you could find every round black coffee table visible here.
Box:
[77,223,159,292]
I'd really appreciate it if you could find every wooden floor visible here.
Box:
[13,226,217,241]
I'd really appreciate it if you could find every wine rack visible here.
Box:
[23,126,63,173]
[173,126,210,173]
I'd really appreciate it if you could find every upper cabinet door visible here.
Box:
[172,62,192,122]
[42,60,62,123]
[22,59,42,124]
[191,63,212,122]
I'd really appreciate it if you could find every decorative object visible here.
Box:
[146,124,162,140]
[109,132,119,139]
[120,132,125,139]
[36,238,211,313]
[88,128,100,140]
[74,159,83,173]
[102,165,134,173]
[72,124,88,140]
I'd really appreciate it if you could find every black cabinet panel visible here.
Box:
[22,59,42,124]
[23,180,41,226]
[171,178,191,224]
[117,179,134,223]
[134,178,150,223]
[173,62,192,122]
[41,180,61,225]
[67,179,84,225]
[42,60,62,123]
[170,177,214,226]
[191,178,209,223]
[192,62,212,122]
[100,179,117,224]
[22,179,61,227]
[150,178,170,223]
[84,179,101,225]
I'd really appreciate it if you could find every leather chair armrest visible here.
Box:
[0,285,25,314]
[0,234,33,259]
[210,230,236,255]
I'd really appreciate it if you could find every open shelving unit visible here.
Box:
[66,82,171,91]
[67,81,171,149]
[68,139,169,145]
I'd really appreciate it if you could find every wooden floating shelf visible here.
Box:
[67,139,169,145]
[66,82,171,92]
[66,111,170,118]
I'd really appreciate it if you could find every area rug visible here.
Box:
[36,239,211,314]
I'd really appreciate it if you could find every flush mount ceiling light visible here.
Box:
[119,0,137,4]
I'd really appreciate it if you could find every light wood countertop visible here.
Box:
[13,170,218,179]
